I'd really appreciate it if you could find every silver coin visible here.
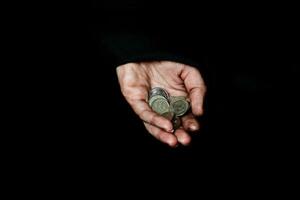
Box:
[169,96,186,102]
[170,97,190,116]
[149,95,167,106]
[161,111,175,120]
[150,97,170,114]
[149,87,169,100]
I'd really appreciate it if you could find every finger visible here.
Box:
[181,66,206,116]
[121,86,173,132]
[144,122,178,147]
[181,113,200,132]
[174,128,192,146]
[129,99,173,132]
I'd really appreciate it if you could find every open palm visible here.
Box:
[116,61,206,147]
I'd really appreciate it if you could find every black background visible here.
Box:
[25,1,299,181]
[88,1,299,167]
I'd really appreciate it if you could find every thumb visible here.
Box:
[181,66,206,116]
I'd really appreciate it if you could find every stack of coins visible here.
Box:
[148,87,190,130]
[148,87,170,115]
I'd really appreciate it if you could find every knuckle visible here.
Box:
[139,110,149,120]
[148,113,156,125]
[198,85,207,94]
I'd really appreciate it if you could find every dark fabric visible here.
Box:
[87,1,300,166]
[37,2,299,177]
[94,1,207,67]
[95,1,299,67]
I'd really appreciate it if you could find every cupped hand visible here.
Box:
[116,61,206,147]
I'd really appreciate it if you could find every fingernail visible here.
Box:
[165,126,174,133]
[166,129,174,133]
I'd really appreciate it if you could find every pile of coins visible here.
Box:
[148,87,190,130]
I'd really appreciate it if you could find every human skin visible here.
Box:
[116,61,206,147]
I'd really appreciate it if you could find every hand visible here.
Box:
[116,61,206,147]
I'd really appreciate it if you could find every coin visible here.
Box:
[162,111,181,130]
[149,87,169,100]
[161,111,175,120]
[169,96,186,101]
[149,97,170,114]
[170,96,190,116]
[149,95,166,106]
[172,116,181,130]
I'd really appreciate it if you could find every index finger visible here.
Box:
[128,99,173,132]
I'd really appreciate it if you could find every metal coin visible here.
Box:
[149,87,169,100]
[169,96,186,101]
[170,97,190,116]
[150,97,170,114]
[148,95,166,106]
[161,111,175,120]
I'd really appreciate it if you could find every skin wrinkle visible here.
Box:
[138,105,171,131]
[180,67,189,81]
[139,62,153,91]
[145,111,155,125]
[123,87,144,101]
[116,61,205,147]
[149,65,187,96]
[151,66,169,87]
